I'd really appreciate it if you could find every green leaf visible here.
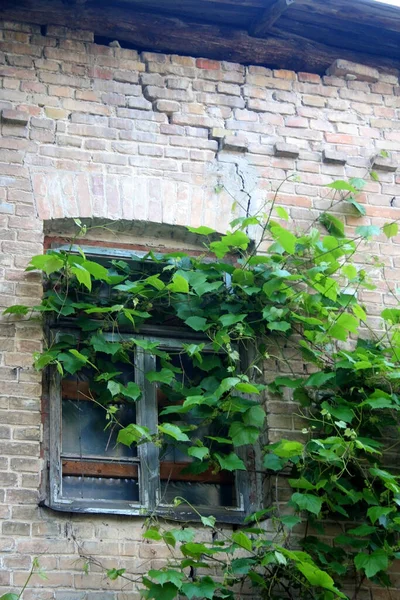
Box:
[296,563,345,597]
[280,515,302,529]
[383,222,398,239]
[107,381,121,397]
[90,334,121,356]
[236,382,262,395]
[200,515,216,528]
[121,381,141,401]
[107,568,126,580]
[148,570,184,588]
[142,581,179,600]
[270,225,297,254]
[361,390,396,410]
[243,405,265,427]
[146,369,175,384]
[321,402,354,424]
[230,558,257,575]
[219,313,246,327]
[370,170,379,181]
[326,180,357,193]
[336,312,359,334]
[221,230,250,250]
[3,305,29,316]
[342,264,357,280]
[349,177,367,190]
[158,423,190,442]
[319,213,345,238]
[117,424,151,446]
[0,595,19,600]
[188,447,209,461]
[143,528,163,541]
[273,440,304,459]
[229,422,259,446]
[346,197,366,216]
[181,542,211,557]
[289,478,316,491]
[348,525,376,536]
[28,253,64,275]
[184,316,208,332]
[82,260,109,281]
[382,308,400,324]
[263,453,285,471]
[356,225,380,239]
[168,274,189,293]
[181,577,217,600]
[354,549,389,578]
[267,321,291,332]
[215,452,246,471]
[71,264,92,291]
[275,206,289,221]
[367,506,392,524]
[305,372,335,388]
[232,531,252,552]
[187,226,216,236]
[291,492,322,515]
[209,241,229,259]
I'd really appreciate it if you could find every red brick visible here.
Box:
[196,58,220,70]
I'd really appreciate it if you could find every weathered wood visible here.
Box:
[294,0,400,34]
[62,379,92,400]
[96,0,260,27]
[62,460,139,478]
[62,458,234,483]
[250,0,295,36]
[2,0,399,74]
[160,462,234,483]
[280,9,400,58]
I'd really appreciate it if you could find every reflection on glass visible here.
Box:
[63,476,139,501]
[62,401,137,458]
[160,481,236,507]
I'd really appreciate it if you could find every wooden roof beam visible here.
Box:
[249,0,295,37]
[2,1,399,75]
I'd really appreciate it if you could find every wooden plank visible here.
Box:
[100,0,260,27]
[160,461,234,484]
[62,459,139,478]
[294,0,400,34]
[49,368,63,506]
[279,14,400,59]
[250,0,295,36]
[3,0,398,74]
[137,347,159,508]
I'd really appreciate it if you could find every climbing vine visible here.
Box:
[4,168,400,600]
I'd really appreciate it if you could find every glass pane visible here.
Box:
[62,400,137,458]
[160,481,236,507]
[62,475,139,502]
[156,350,237,508]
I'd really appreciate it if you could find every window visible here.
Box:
[44,242,260,522]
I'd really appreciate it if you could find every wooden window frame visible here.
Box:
[44,242,261,523]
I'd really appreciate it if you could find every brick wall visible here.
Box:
[0,17,400,599]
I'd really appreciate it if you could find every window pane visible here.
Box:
[156,350,237,508]
[62,400,137,458]
[62,475,139,502]
[160,481,236,507]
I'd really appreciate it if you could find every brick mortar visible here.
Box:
[0,17,400,600]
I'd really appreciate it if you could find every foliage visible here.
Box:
[5,173,400,600]
[0,558,46,599]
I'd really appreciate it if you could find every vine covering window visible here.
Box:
[43,243,257,521]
